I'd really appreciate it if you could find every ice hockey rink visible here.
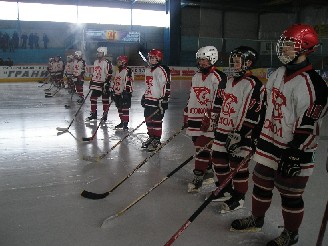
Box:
[0,80,327,246]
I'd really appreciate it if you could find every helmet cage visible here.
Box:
[117,55,128,67]
[74,51,82,59]
[276,37,300,64]
[196,46,218,65]
[228,47,256,77]
[276,24,320,64]
[148,49,163,67]
[97,47,107,57]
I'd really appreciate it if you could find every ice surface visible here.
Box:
[0,81,327,246]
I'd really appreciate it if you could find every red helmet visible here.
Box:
[117,55,129,65]
[276,24,319,64]
[148,49,163,61]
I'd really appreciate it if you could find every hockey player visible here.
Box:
[185,46,227,193]
[72,50,86,104]
[210,46,265,212]
[141,49,171,151]
[87,47,113,121]
[47,57,55,83]
[64,55,74,90]
[230,24,328,246]
[112,55,134,130]
[53,55,64,87]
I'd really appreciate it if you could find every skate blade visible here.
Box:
[187,184,200,193]
[219,204,244,214]
[230,227,262,232]
[202,178,215,185]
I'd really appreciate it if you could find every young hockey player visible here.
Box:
[64,55,74,90]
[230,24,328,246]
[210,46,265,212]
[87,47,113,121]
[53,55,64,87]
[72,50,86,104]
[141,49,171,151]
[112,55,134,130]
[184,46,227,193]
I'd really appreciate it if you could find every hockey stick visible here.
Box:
[81,125,185,200]
[101,140,213,227]
[138,51,150,66]
[82,109,161,161]
[45,86,62,98]
[38,76,50,87]
[316,200,328,246]
[81,101,113,142]
[56,89,92,132]
[163,151,254,246]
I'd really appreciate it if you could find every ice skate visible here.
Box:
[102,112,108,122]
[141,136,154,149]
[202,168,215,185]
[206,182,233,202]
[115,122,123,129]
[77,96,84,105]
[230,215,264,232]
[187,175,203,193]
[266,229,299,246]
[219,195,244,214]
[147,138,161,152]
[122,122,128,131]
[86,111,97,121]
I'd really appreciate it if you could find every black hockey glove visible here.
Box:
[103,83,114,100]
[121,90,132,107]
[278,148,302,177]
[225,132,255,161]
[141,94,146,108]
[158,96,168,114]
[226,132,243,153]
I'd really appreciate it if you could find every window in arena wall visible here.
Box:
[0,1,168,27]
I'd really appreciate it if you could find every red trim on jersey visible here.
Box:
[284,64,313,83]
[260,132,289,147]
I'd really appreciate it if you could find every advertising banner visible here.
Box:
[85,30,140,43]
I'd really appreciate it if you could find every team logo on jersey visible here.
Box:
[193,87,211,105]
[114,76,122,92]
[145,75,153,95]
[93,65,102,81]
[271,88,286,121]
[221,92,237,117]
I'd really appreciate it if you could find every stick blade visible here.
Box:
[101,214,119,228]
[80,190,109,200]
[45,94,53,98]
[82,155,99,162]
[82,137,91,142]
[56,127,68,132]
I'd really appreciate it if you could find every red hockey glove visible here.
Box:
[200,110,218,132]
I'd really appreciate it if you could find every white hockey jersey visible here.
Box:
[212,73,265,157]
[112,67,134,95]
[185,67,227,138]
[144,65,171,107]
[73,59,86,77]
[253,64,328,176]
[90,58,112,92]
[64,61,74,76]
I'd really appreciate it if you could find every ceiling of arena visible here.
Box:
[4,0,328,12]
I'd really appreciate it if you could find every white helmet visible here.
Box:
[97,47,107,56]
[74,51,82,58]
[196,46,218,65]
